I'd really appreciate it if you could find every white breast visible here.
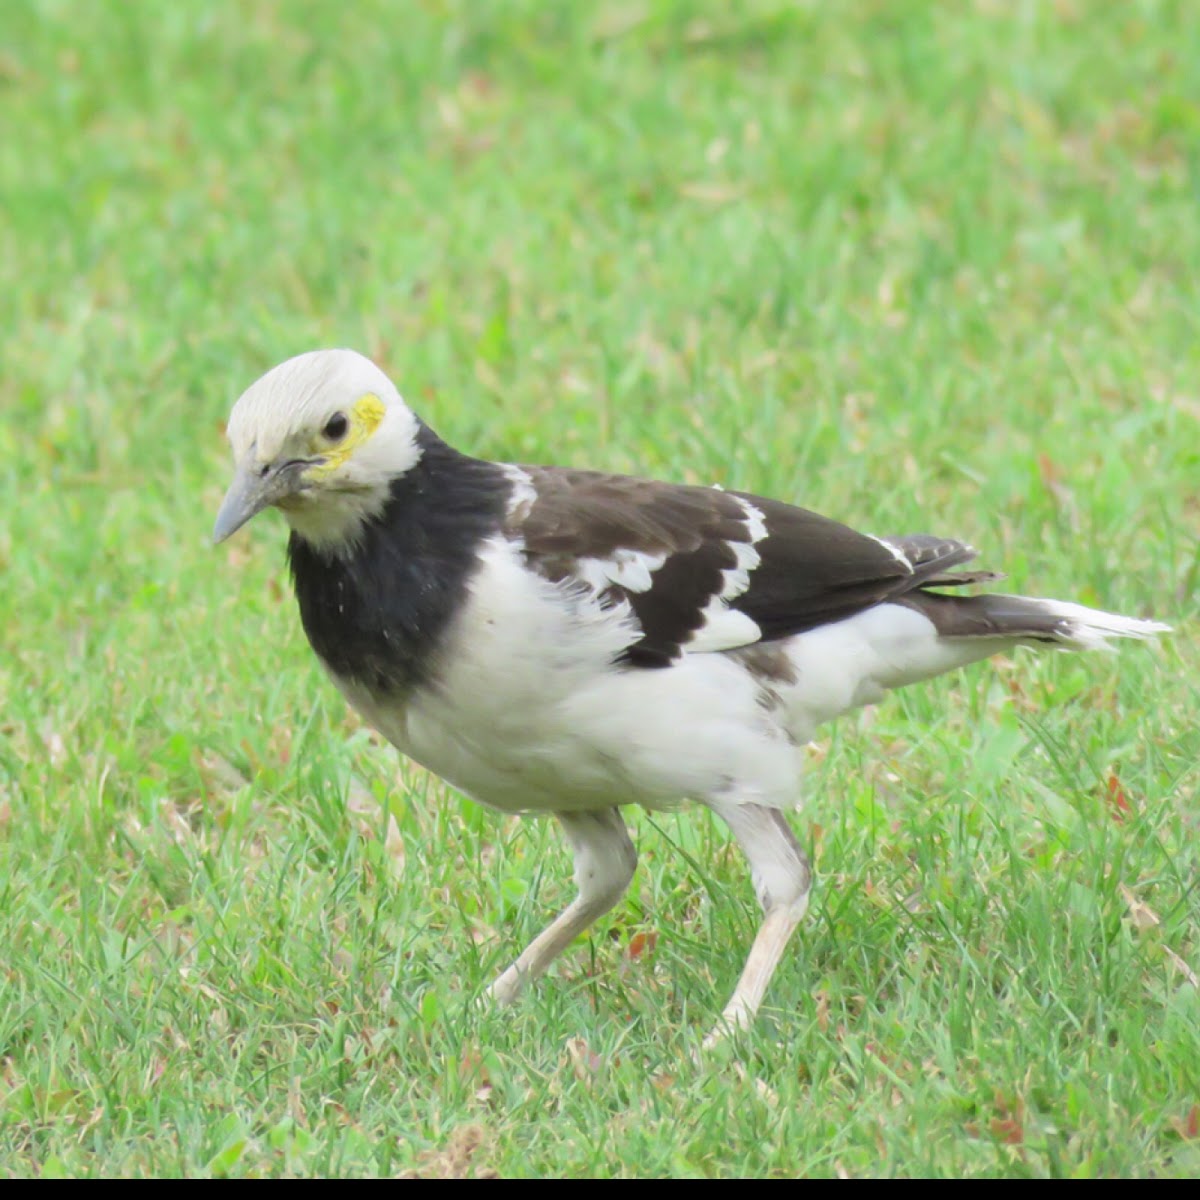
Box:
[330,537,804,814]
[327,545,1000,819]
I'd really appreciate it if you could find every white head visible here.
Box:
[214,349,422,552]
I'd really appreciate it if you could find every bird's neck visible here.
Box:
[286,425,513,696]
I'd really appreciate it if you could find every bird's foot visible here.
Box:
[481,966,527,1010]
[700,1000,755,1054]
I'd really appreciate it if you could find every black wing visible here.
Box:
[506,467,993,668]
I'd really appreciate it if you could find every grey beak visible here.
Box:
[213,459,276,544]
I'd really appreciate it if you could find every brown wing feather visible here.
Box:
[508,467,986,666]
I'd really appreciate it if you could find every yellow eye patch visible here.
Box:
[352,392,386,435]
[304,393,386,479]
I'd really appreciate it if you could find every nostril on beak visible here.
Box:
[258,463,270,478]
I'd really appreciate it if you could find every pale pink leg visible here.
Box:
[486,808,636,1006]
[702,800,812,1048]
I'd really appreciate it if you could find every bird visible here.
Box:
[214,348,1169,1044]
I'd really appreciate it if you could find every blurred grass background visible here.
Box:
[1,0,1197,1178]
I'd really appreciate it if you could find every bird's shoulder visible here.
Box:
[499,465,976,667]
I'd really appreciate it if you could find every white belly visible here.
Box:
[325,541,997,817]
[330,538,803,814]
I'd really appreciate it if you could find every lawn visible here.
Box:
[1,0,1198,1178]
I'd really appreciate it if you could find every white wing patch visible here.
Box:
[687,495,770,653]
[719,496,768,600]
[575,548,668,595]
[688,608,764,653]
[501,464,538,521]
[867,534,913,572]
[737,495,769,544]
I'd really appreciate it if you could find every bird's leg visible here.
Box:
[485,807,637,1007]
[701,799,812,1048]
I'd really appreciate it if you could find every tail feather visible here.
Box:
[902,591,1171,651]
[1028,598,1172,650]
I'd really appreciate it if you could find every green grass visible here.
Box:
[2,0,1198,1178]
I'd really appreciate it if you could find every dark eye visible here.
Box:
[323,413,349,442]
